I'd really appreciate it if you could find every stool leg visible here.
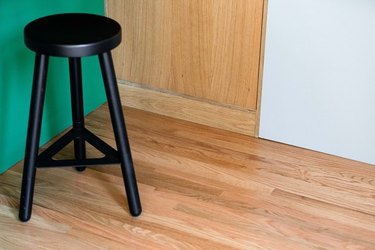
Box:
[99,52,142,216]
[69,57,86,172]
[19,54,49,222]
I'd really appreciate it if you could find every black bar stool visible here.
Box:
[19,13,142,222]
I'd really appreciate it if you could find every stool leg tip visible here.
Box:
[75,167,86,172]
[19,211,31,222]
[130,207,142,217]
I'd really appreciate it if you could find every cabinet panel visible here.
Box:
[108,0,264,110]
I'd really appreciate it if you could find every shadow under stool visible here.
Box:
[19,13,142,222]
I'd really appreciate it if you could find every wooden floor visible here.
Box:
[0,104,374,249]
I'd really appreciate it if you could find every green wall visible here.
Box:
[0,1,106,173]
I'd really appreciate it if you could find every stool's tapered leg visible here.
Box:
[69,57,86,172]
[19,54,49,222]
[99,52,142,216]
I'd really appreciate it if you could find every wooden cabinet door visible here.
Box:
[107,0,264,110]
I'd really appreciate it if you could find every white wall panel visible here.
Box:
[260,0,375,164]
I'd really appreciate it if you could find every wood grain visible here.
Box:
[255,0,268,137]
[1,104,374,249]
[118,81,257,136]
[107,0,264,110]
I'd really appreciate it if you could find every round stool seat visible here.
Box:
[24,13,121,57]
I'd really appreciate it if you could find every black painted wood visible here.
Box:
[24,13,121,57]
[20,13,141,222]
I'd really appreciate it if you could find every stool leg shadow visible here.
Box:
[19,54,49,222]
[99,52,142,217]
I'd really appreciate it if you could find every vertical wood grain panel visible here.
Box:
[108,0,264,110]
[108,0,173,86]
[209,0,263,109]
